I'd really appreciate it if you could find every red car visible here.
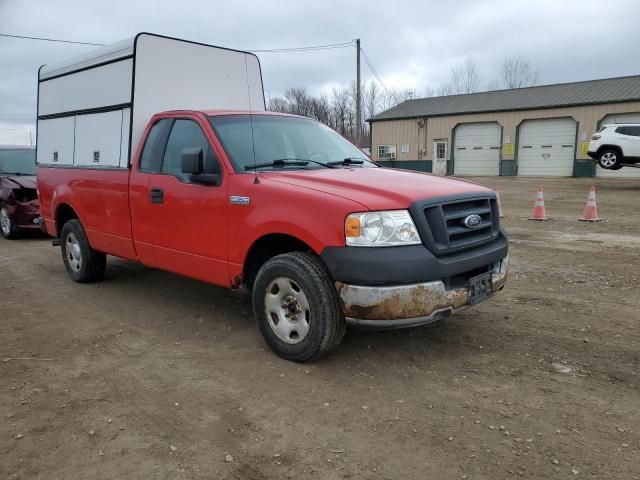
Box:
[0,146,41,239]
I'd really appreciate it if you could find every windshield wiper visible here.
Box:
[244,159,309,171]
[244,158,334,171]
[326,157,366,166]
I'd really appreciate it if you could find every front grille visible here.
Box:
[419,196,500,256]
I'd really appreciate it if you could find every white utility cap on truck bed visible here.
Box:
[37,33,265,168]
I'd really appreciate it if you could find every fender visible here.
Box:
[597,144,624,157]
[244,220,330,255]
[228,221,331,287]
[51,189,82,237]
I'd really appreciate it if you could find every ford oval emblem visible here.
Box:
[464,214,482,228]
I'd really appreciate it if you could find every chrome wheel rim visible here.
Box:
[0,208,10,235]
[601,152,617,167]
[264,276,311,344]
[65,232,82,272]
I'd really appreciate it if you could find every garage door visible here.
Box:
[517,118,576,176]
[600,112,640,125]
[597,112,640,178]
[454,123,501,175]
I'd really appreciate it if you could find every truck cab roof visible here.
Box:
[154,110,301,119]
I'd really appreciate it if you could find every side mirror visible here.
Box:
[181,147,203,175]
[181,147,221,186]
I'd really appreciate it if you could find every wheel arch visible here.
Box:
[597,144,623,157]
[55,202,80,236]
[242,233,316,291]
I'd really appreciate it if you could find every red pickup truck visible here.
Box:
[36,34,508,361]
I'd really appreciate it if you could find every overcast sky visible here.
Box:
[1,0,639,144]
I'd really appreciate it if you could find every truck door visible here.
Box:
[131,116,229,286]
[129,118,172,266]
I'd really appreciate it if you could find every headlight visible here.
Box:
[345,210,421,247]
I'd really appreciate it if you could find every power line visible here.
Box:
[249,41,354,53]
[0,32,354,53]
[0,33,105,46]
[361,47,421,157]
[360,47,414,118]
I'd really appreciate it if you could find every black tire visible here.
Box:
[0,205,17,239]
[60,219,106,283]
[252,252,346,362]
[598,149,622,170]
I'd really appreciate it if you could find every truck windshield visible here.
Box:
[0,149,37,175]
[209,114,376,172]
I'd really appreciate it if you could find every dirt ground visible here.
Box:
[1,176,639,480]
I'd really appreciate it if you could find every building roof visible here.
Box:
[369,75,640,121]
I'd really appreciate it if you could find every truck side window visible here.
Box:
[162,120,219,182]
[139,119,170,172]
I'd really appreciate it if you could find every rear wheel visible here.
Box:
[60,219,106,283]
[252,252,346,362]
[0,206,16,239]
[598,149,622,169]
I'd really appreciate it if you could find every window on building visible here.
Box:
[434,140,448,160]
[377,144,396,159]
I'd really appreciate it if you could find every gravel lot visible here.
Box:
[1,176,639,480]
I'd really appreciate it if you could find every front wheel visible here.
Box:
[598,150,622,169]
[252,252,346,362]
[0,206,17,239]
[60,219,106,283]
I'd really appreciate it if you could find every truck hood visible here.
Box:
[262,168,491,210]
[4,175,37,189]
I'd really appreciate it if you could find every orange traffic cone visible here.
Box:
[529,186,549,221]
[495,186,504,218]
[578,185,602,222]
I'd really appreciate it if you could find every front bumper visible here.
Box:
[336,255,508,329]
[6,200,41,230]
[587,151,598,160]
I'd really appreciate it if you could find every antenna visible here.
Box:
[243,56,259,184]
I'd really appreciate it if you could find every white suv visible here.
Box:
[588,124,640,169]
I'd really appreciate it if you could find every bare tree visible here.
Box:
[378,87,416,111]
[332,86,350,136]
[311,94,331,126]
[437,83,454,96]
[363,80,380,121]
[265,79,420,144]
[267,95,289,113]
[499,56,539,89]
[423,85,435,97]
[285,88,315,117]
[446,57,481,94]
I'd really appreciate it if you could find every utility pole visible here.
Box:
[356,38,361,147]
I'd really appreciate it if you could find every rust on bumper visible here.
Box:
[337,256,508,328]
